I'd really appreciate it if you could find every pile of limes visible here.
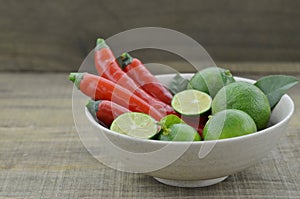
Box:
[172,67,270,140]
[110,66,297,141]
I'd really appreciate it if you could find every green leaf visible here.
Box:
[159,114,185,128]
[168,73,189,95]
[157,114,185,136]
[254,75,298,108]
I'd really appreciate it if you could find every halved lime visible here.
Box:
[110,112,158,139]
[171,90,212,116]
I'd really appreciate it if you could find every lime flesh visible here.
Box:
[171,90,212,116]
[110,112,158,139]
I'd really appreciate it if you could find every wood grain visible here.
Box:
[0,71,299,198]
[0,0,300,72]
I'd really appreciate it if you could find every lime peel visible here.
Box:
[203,109,257,140]
[212,81,271,130]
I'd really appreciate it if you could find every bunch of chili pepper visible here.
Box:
[94,39,175,115]
[69,38,177,126]
[69,38,207,136]
[69,72,164,122]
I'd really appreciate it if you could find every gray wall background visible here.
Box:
[1,0,299,72]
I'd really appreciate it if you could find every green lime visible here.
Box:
[203,109,257,140]
[188,67,235,98]
[158,123,201,141]
[212,82,271,130]
[171,90,212,116]
[110,112,158,139]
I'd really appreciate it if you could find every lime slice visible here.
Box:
[171,90,212,116]
[110,112,158,139]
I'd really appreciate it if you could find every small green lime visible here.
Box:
[110,112,158,139]
[171,90,212,116]
[203,109,257,140]
[158,123,201,141]
[188,67,235,98]
[212,81,271,130]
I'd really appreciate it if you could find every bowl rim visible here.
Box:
[85,74,295,145]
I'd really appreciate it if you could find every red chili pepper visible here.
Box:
[116,53,173,105]
[86,100,130,127]
[69,72,164,121]
[94,38,125,82]
[94,38,176,115]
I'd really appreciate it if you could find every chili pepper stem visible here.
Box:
[69,73,76,82]
[86,100,100,121]
[96,38,109,50]
[116,52,133,70]
[69,72,84,89]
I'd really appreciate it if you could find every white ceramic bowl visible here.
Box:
[83,74,295,187]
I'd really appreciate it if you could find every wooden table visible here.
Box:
[0,66,299,198]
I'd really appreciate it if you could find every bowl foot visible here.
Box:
[153,176,228,188]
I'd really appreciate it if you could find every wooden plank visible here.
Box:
[0,72,299,198]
